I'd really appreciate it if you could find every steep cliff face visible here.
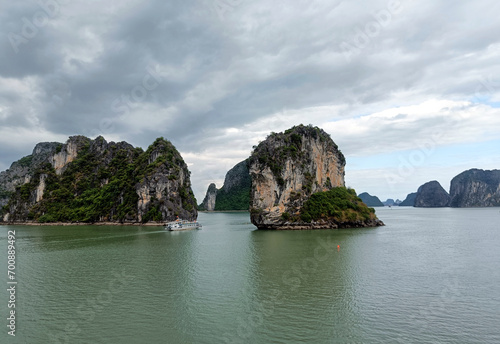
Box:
[358,192,384,207]
[50,136,89,175]
[0,142,61,210]
[198,160,251,211]
[214,160,251,211]
[199,183,218,211]
[399,192,417,206]
[2,136,197,223]
[449,169,500,207]
[249,125,382,229]
[220,160,250,194]
[414,181,450,207]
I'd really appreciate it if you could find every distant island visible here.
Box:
[357,192,384,207]
[410,169,500,208]
[0,136,197,224]
[3,127,495,228]
[361,168,500,208]
[198,160,251,211]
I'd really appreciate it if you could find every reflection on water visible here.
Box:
[0,208,500,343]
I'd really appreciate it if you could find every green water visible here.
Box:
[1,207,500,343]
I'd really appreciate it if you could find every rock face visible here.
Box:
[200,183,218,211]
[449,169,500,207]
[358,192,384,207]
[249,125,383,229]
[0,142,61,208]
[383,199,401,206]
[414,181,450,207]
[199,160,251,211]
[1,136,197,223]
[399,192,417,206]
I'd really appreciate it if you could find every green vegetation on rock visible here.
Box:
[199,160,251,211]
[299,187,376,223]
[17,155,34,167]
[358,192,384,207]
[250,124,345,185]
[5,136,197,223]
[214,184,250,211]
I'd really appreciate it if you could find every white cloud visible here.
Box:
[1,0,500,203]
[322,100,500,156]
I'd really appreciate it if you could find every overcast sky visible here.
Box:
[1,0,499,202]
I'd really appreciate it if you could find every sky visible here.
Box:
[1,0,499,203]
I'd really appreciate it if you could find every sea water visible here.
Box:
[1,207,499,343]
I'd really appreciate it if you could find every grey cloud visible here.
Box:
[1,0,500,199]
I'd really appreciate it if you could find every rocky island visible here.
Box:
[198,160,251,211]
[405,169,500,208]
[399,192,417,206]
[449,169,500,207]
[248,125,384,229]
[414,180,450,208]
[358,192,384,207]
[0,136,197,224]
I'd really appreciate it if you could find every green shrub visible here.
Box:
[281,212,291,221]
[300,187,376,223]
[7,137,197,223]
[17,155,33,167]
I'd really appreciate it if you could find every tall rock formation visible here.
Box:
[414,181,450,208]
[358,192,384,207]
[449,169,500,207]
[214,160,251,211]
[1,136,197,224]
[249,125,383,229]
[200,183,218,211]
[0,142,61,209]
[399,192,417,206]
[198,160,251,211]
[383,199,402,206]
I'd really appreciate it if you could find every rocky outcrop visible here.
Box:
[199,160,251,211]
[221,160,250,194]
[414,181,450,207]
[214,160,251,211]
[0,142,61,209]
[358,192,384,207]
[399,192,417,206]
[449,169,500,207]
[50,136,90,175]
[249,124,383,229]
[383,199,401,206]
[2,136,197,224]
[199,183,218,211]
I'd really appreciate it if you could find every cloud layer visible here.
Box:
[1,0,499,201]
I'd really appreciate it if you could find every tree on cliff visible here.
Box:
[248,124,383,229]
[2,136,197,224]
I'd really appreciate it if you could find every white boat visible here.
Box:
[165,219,202,231]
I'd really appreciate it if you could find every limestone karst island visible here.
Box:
[0,124,386,229]
[0,136,198,224]
[200,124,384,229]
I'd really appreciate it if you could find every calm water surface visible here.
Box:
[1,207,500,343]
